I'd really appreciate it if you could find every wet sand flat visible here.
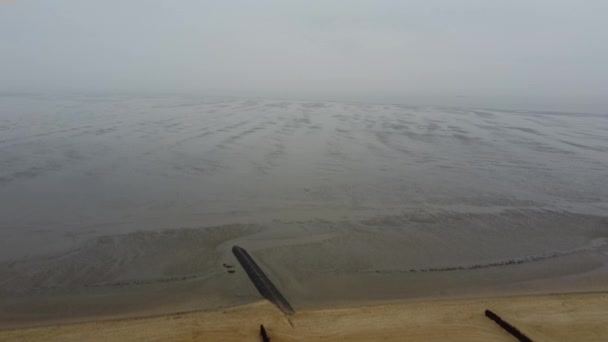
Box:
[1,209,607,328]
[1,95,608,328]
[1,95,608,261]
[1,292,607,341]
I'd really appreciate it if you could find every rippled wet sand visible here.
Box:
[0,95,607,326]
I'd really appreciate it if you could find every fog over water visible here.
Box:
[1,1,608,112]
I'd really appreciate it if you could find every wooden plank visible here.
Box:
[485,309,533,342]
[232,246,295,315]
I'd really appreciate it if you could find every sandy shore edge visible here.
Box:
[1,292,606,341]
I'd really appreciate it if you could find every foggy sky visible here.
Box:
[1,0,607,111]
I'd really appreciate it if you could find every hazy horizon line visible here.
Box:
[2,89,606,115]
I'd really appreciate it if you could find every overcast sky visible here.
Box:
[1,1,607,111]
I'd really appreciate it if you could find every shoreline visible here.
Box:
[1,209,608,330]
[2,291,606,341]
[0,288,602,331]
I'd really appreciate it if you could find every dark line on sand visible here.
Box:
[232,246,295,315]
[260,324,271,342]
[485,309,533,342]
[365,242,605,274]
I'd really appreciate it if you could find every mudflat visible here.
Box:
[1,209,607,328]
[1,96,608,331]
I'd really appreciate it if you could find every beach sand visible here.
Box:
[1,292,606,341]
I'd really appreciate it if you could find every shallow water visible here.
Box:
[1,95,608,326]
[1,94,607,260]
